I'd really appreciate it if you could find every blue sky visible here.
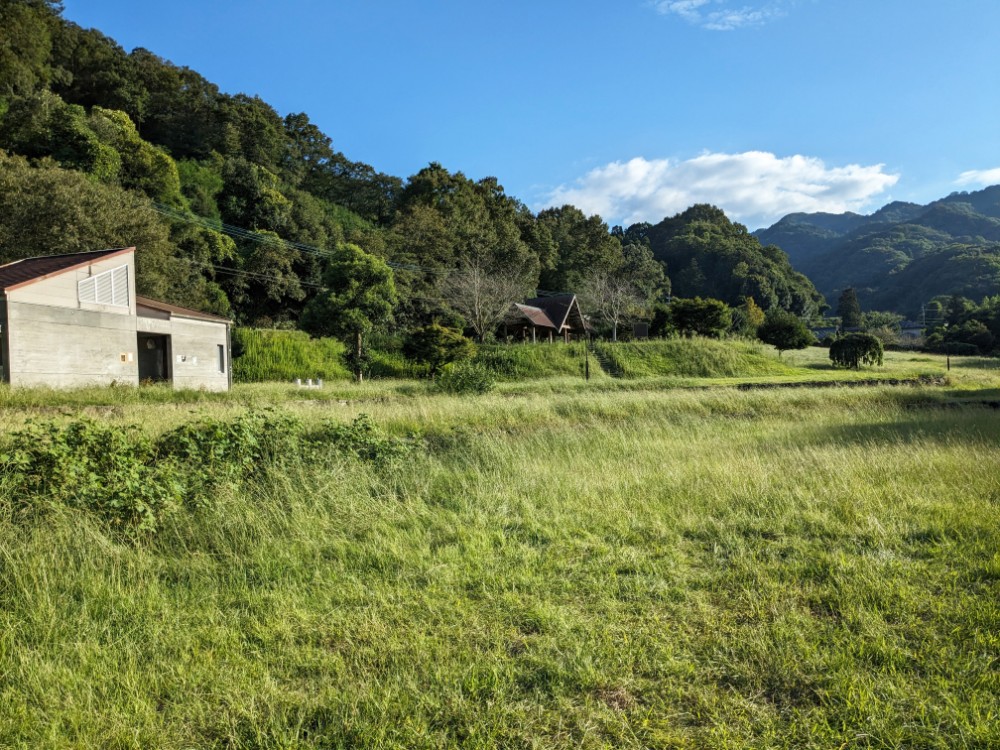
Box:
[62,0,1000,230]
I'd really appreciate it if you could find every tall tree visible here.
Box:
[0,0,60,96]
[837,287,862,328]
[668,297,732,338]
[441,257,534,342]
[579,270,642,342]
[300,244,397,380]
[536,205,621,291]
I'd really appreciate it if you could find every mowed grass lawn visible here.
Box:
[0,375,998,747]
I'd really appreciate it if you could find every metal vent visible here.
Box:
[78,265,129,307]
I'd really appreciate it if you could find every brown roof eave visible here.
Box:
[136,296,232,324]
[1,247,135,292]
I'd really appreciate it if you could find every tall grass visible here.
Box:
[594,337,802,378]
[0,384,997,747]
[475,341,599,380]
[232,328,351,383]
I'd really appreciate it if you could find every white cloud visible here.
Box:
[653,0,786,30]
[956,167,1000,187]
[539,152,899,230]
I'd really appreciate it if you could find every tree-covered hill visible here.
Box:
[1,0,822,333]
[755,185,1000,315]
[630,205,825,316]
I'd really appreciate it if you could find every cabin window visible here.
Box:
[79,265,129,307]
[218,344,226,373]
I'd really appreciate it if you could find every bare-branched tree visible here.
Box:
[579,271,643,341]
[441,257,534,342]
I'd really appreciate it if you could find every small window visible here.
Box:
[218,344,226,373]
[79,265,129,307]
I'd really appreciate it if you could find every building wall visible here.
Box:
[10,253,137,316]
[3,250,230,391]
[4,300,139,388]
[0,298,8,384]
[138,314,230,391]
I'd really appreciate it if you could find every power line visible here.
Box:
[154,203,576,299]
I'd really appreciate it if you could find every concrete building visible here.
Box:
[0,248,232,390]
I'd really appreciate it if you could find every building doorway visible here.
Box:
[137,334,171,383]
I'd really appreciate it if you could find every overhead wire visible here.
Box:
[154,202,573,297]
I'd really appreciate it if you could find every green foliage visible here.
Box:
[0,409,415,536]
[300,243,397,341]
[88,105,182,203]
[757,186,1000,315]
[0,151,209,307]
[156,410,302,487]
[403,324,476,376]
[177,157,224,219]
[0,90,121,179]
[0,0,58,96]
[231,328,351,383]
[592,338,797,379]
[830,332,884,369]
[0,418,178,533]
[756,308,815,355]
[642,204,825,316]
[731,296,766,336]
[837,287,862,327]
[435,361,496,394]
[668,297,732,338]
[536,204,622,290]
[307,414,415,462]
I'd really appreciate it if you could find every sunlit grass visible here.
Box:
[0,374,997,747]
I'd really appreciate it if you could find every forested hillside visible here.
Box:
[628,205,825,316]
[755,186,1000,315]
[0,0,822,332]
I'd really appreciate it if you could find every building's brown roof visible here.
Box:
[136,296,231,324]
[513,303,557,329]
[0,248,134,292]
[514,294,587,331]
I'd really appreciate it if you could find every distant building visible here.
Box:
[505,294,588,342]
[0,248,231,390]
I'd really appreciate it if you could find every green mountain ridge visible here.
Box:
[755,185,1000,315]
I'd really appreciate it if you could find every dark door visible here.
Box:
[137,334,170,382]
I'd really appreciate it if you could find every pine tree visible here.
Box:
[837,287,862,328]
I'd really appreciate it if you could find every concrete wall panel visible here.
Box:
[166,317,230,392]
[6,301,138,388]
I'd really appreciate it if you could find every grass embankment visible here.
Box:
[594,338,801,379]
[0,382,998,748]
[475,341,598,381]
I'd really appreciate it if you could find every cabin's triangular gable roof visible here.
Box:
[518,294,585,331]
[513,303,557,329]
[0,248,134,292]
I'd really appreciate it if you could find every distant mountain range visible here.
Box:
[753,185,1000,316]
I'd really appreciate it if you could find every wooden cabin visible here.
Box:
[505,294,589,343]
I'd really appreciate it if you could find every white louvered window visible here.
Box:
[78,265,129,307]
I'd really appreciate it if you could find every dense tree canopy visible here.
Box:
[756,309,815,356]
[642,205,825,317]
[0,0,857,345]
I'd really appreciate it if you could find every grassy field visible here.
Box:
[0,357,998,748]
